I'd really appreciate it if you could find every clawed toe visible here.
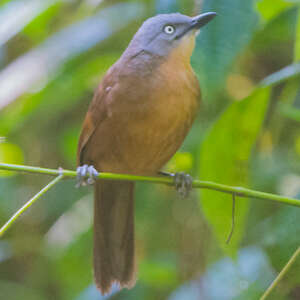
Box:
[174,172,193,198]
[159,171,193,198]
[76,164,99,187]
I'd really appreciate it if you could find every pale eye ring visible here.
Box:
[164,25,175,34]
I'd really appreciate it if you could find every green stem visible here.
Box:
[260,246,300,300]
[0,162,300,207]
[0,174,64,237]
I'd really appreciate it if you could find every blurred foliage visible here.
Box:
[193,0,259,101]
[199,87,270,255]
[0,0,300,299]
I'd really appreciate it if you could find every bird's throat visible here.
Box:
[170,34,196,67]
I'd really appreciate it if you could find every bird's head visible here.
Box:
[127,12,216,59]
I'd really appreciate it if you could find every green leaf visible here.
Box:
[139,259,178,288]
[295,7,300,61]
[165,152,194,173]
[0,0,59,47]
[192,0,259,101]
[0,142,24,176]
[23,2,62,42]
[256,0,294,22]
[199,87,271,254]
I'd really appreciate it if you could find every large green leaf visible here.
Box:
[199,87,271,254]
[256,0,294,22]
[192,0,259,101]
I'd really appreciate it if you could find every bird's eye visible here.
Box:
[164,25,175,35]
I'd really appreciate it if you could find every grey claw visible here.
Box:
[76,166,84,188]
[76,164,99,187]
[174,172,193,198]
[88,165,99,177]
[81,165,88,177]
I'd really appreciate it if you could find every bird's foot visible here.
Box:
[76,164,99,187]
[159,171,193,198]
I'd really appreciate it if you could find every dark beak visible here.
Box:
[175,12,217,40]
[191,12,217,29]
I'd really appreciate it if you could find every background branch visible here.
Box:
[260,246,300,300]
[0,174,64,237]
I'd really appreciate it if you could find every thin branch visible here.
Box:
[260,246,300,300]
[261,62,300,87]
[0,163,300,208]
[0,174,64,237]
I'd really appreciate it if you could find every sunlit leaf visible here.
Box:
[165,152,194,173]
[256,0,294,22]
[0,142,24,176]
[23,1,62,42]
[0,0,58,47]
[199,87,271,254]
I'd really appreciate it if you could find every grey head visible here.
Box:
[125,12,216,57]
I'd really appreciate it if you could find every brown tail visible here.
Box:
[93,180,136,295]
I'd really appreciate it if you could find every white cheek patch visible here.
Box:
[195,29,200,36]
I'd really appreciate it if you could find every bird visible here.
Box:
[77,11,216,295]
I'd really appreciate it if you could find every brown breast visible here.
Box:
[78,36,200,175]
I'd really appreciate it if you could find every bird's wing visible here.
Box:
[77,68,116,165]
